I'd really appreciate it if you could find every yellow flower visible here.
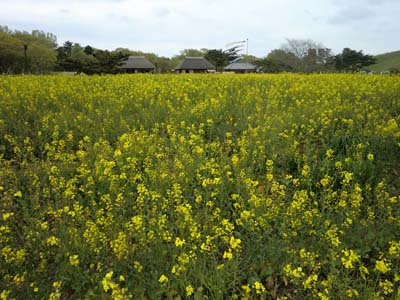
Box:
[13,191,22,198]
[229,236,241,250]
[379,280,393,295]
[252,281,265,294]
[320,177,330,187]
[231,155,239,165]
[69,255,79,267]
[341,249,360,269]
[325,227,341,247]
[102,271,114,292]
[389,241,400,256]
[158,274,168,284]
[284,264,305,279]
[110,232,129,260]
[46,236,60,246]
[242,284,251,294]
[133,261,143,272]
[0,290,10,300]
[375,259,391,274]
[326,149,334,159]
[266,173,274,181]
[266,159,274,168]
[301,164,310,177]
[346,288,359,298]
[292,267,305,278]
[317,289,330,300]
[186,285,194,296]
[175,237,185,247]
[341,171,353,185]
[359,265,369,279]
[303,274,318,289]
[223,250,233,260]
[2,213,14,221]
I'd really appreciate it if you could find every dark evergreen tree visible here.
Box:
[335,48,377,72]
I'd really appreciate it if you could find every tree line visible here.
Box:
[0,26,377,74]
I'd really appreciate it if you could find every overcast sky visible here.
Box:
[1,0,399,57]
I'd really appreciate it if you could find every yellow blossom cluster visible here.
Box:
[0,74,399,299]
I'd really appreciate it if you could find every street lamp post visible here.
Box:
[23,44,29,74]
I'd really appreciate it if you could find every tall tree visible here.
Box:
[282,39,323,60]
[335,48,377,72]
[0,31,24,73]
[280,39,333,72]
[0,28,57,73]
[178,48,207,57]
[88,49,128,74]
[240,54,259,64]
[84,45,94,56]
[303,48,335,73]
[255,49,298,72]
[205,49,229,71]
[56,43,95,72]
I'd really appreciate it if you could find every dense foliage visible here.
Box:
[1,26,382,74]
[0,74,399,299]
[0,26,57,74]
[334,48,377,72]
[56,42,129,75]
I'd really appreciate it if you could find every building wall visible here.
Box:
[177,69,209,73]
[226,69,256,73]
[124,69,154,73]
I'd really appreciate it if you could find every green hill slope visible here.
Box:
[369,51,400,72]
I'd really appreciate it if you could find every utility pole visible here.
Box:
[246,38,248,56]
[23,44,29,74]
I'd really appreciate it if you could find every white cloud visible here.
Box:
[1,0,399,56]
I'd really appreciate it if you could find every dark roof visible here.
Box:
[224,62,257,71]
[119,56,155,69]
[175,57,216,70]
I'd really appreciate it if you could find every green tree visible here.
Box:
[56,43,96,72]
[0,27,57,73]
[84,45,94,56]
[335,48,377,72]
[151,56,174,73]
[178,48,207,57]
[240,54,259,64]
[13,30,57,73]
[55,41,73,67]
[303,48,335,73]
[280,39,333,72]
[0,31,23,73]
[205,49,229,71]
[95,49,127,74]
[254,49,297,73]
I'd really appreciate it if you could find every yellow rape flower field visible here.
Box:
[0,74,400,300]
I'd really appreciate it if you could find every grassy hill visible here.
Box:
[368,50,400,72]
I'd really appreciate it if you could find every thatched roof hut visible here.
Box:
[119,56,155,73]
[175,57,216,73]
[224,62,257,73]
